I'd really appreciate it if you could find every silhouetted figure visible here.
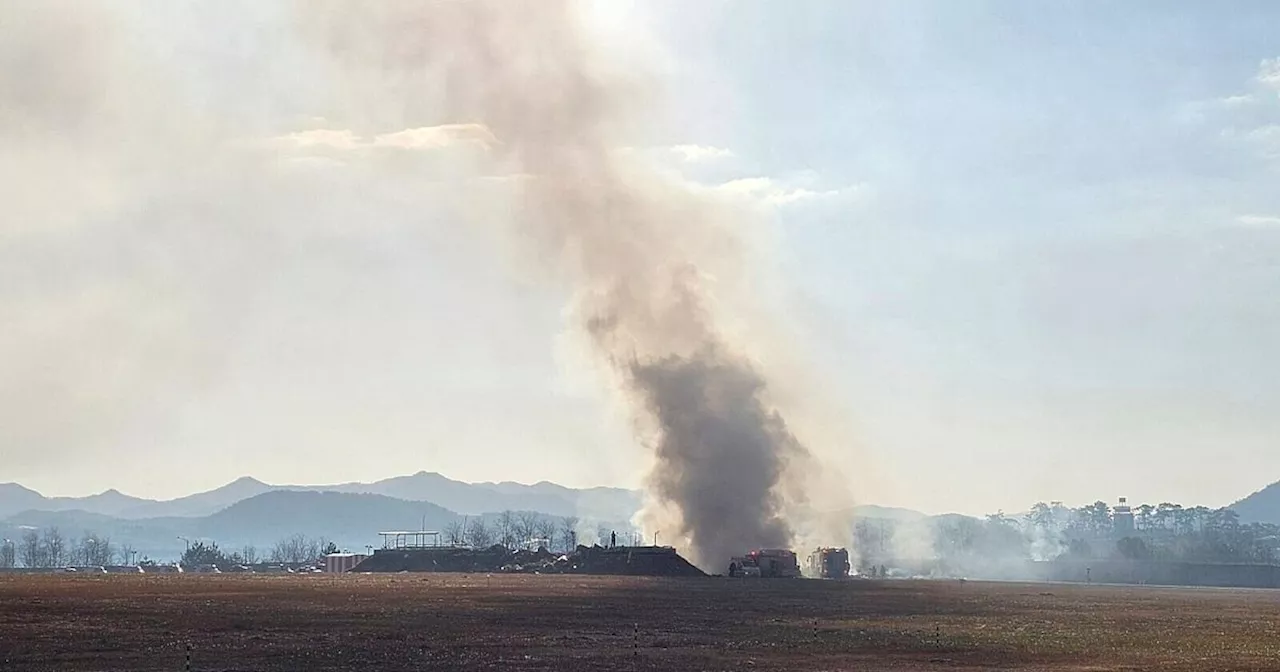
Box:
[610,531,616,548]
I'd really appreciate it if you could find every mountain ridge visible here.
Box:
[0,489,632,563]
[1231,480,1280,523]
[0,471,641,523]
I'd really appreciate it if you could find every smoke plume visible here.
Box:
[300,0,830,569]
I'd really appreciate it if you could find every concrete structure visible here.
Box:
[323,553,369,573]
[1113,497,1135,536]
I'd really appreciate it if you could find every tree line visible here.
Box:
[179,534,340,567]
[0,528,139,569]
[443,511,586,552]
[853,501,1280,568]
[0,512,611,570]
[0,528,346,569]
[1023,500,1280,564]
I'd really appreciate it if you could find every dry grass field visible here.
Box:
[3,573,1280,671]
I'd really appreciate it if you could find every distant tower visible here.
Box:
[1113,497,1134,536]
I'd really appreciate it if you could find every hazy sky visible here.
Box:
[2,1,1278,515]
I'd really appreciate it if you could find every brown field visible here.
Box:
[3,573,1280,671]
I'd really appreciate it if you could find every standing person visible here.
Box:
[610,531,616,549]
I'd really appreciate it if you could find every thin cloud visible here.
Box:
[273,124,496,153]
[1246,124,1280,157]
[371,124,497,150]
[669,144,735,163]
[716,177,861,208]
[1220,94,1256,108]
[1258,57,1280,92]
[275,128,363,150]
[1236,214,1280,228]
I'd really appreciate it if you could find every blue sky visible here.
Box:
[639,1,1280,512]
[2,1,1278,515]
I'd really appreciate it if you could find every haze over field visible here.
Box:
[3,0,1279,531]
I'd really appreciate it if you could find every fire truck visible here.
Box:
[806,547,851,578]
[727,549,801,578]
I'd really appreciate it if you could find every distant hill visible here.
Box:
[0,472,641,523]
[0,489,639,563]
[0,484,150,519]
[326,472,640,521]
[0,483,47,519]
[0,491,464,563]
[1231,481,1280,524]
[120,476,275,519]
[851,504,930,522]
[192,491,458,547]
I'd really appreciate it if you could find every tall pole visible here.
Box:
[653,531,660,547]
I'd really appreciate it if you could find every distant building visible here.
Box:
[1113,497,1135,536]
[323,553,369,573]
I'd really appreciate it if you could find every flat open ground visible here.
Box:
[3,574,1280,671]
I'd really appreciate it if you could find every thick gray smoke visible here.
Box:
[633,350,803,564]
[1,0,839,568]
[300,0,825,569]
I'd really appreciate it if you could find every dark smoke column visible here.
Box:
[631,348,807,567]
[303,0,821,571]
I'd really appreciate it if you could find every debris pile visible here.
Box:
[351,545,704,577]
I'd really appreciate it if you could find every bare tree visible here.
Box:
[117,543,138,566]
[271,534,322,563]
[535,517,557,551]
[20,530,43,568]
[71,533,87,566]
[559,516,580,552]
[1,539,15,568]
[497,510,516,549]
[75,530,111,566]
[516,512,541,549]
[95,537,113,566]
[240,545,259,564]
[466,517,493,548]
[444,519,466,546]
[42,528,65,567]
